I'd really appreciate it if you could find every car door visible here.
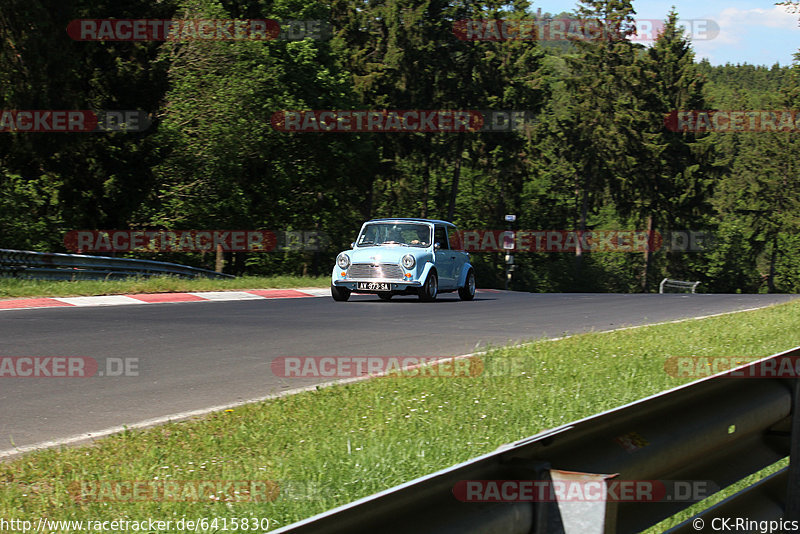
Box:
[448,227,468,286]
[433,225,455,289]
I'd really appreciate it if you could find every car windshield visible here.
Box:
[356,223,431,247]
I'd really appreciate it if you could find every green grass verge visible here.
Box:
[1,301,799,532]
[0,275,330,299]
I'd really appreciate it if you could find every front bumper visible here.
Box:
[332,279,422,292]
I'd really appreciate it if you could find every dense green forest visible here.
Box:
[1,0,799,293]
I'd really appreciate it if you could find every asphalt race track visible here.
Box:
[1,291,798,455]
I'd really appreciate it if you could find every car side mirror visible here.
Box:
[350,242,355,249]
[434,242,441,251]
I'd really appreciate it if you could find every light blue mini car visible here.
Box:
[331,218,476,302]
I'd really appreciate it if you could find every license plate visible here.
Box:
[357,282,390,291]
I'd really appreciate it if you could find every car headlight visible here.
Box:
[402,254,415,269]
[337,253,351,269]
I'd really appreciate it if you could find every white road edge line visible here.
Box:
[0,301,787,460]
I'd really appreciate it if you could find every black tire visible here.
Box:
[378,292,393,301]
[331,284,351,302]
[458,269,476,301]
[418,271,438,302]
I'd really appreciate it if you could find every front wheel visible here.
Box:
[459,269,476,301]
[418,271,438,302]
[331,284,351,302]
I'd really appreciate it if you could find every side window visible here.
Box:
[434,226,449,250]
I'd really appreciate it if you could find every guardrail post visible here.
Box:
[503,459,616,534]
[548,469,617,534]
[659,278,667,293]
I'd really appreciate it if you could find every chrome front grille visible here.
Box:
[349,263,404,280]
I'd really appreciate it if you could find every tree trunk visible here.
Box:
[575,178,589,271]
[421,151,430,218]
[768,234,778,293]
[447,132,464,221]
[215,244,224,273]
[641,214,653,292]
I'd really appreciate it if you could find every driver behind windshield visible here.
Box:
[410,227,429,246]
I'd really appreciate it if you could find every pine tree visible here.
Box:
[556,0,643,275]
[633,9,718,290]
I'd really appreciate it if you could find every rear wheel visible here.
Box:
[331,284,351,302]
[378,292,393,301]
[418,271,438,302]
[458,269,476,301]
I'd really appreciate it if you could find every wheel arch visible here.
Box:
[419,262,437,282]
[456,262,474,288]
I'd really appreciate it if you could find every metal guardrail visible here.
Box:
[0,249,233,280]
[272,346,800,534]
[660,278,700,293]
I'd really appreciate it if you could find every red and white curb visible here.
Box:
[0,288,331,311]
[0,288,501,311]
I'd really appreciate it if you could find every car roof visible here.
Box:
[365,218,455,227]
